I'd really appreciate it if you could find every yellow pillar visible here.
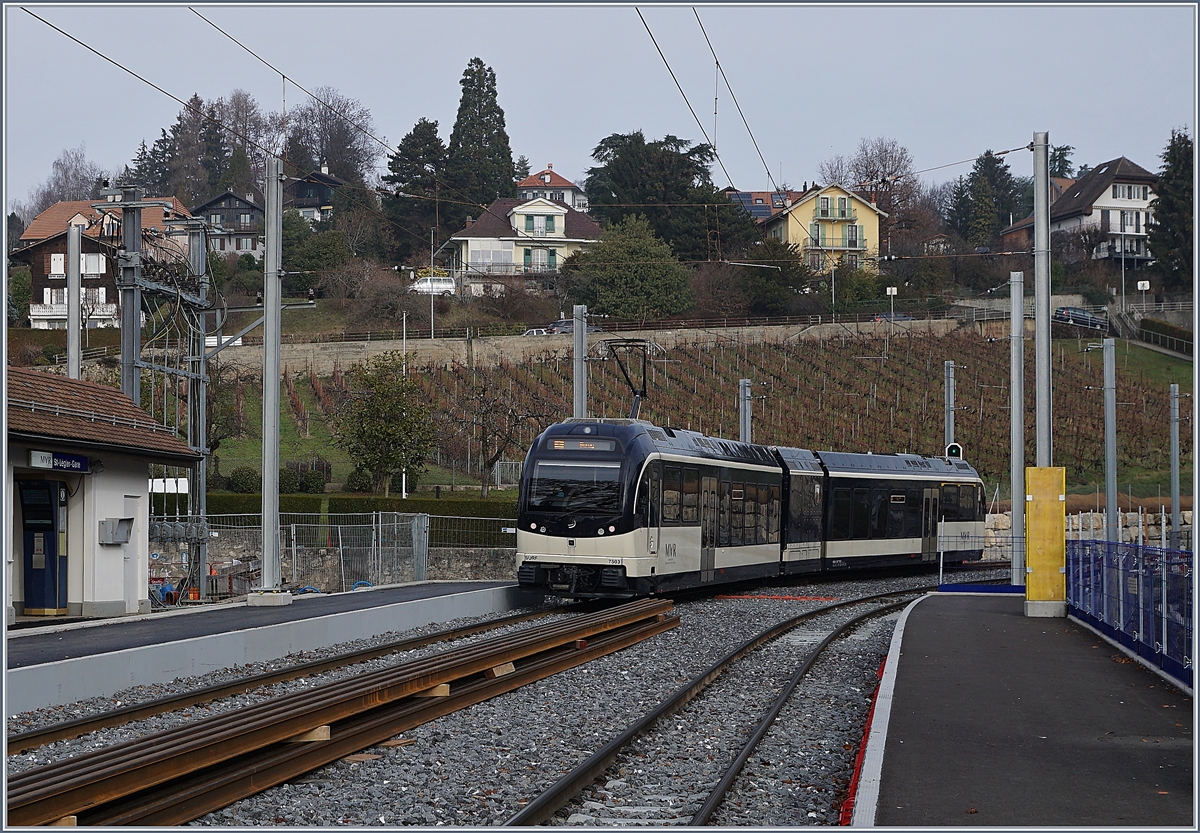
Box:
[1024,466,1066,617]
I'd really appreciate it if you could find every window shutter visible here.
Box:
[1112,185,1119,198]
[546,215,556,233]
[525,215,534,233]
[523,248,531,267]
[50,253,65,275]
[44,288,51,304]
[549,249,557,268]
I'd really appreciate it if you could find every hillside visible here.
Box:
[213,327,1191,499]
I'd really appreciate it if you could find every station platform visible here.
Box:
[5,582,537,715]
[853,592,1194,827]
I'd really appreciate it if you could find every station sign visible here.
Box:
[1136,280,1150,291]
[29,450,90,473]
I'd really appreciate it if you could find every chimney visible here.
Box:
[320,164,329,175]
[547,163,553,170]
[466,216,474,227]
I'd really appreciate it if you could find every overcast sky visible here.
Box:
[4,3,1196,215]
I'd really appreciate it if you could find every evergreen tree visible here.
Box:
[514,154,532,180]
[558,214,692,321]
[445,58,516,230]
[138,130,175,195]
[584,131,757,263]
[381,117,447,262]
[283,134,317,177]
[166,94,208,205]
[1049,144,1075,178]
[1148,128,1193,293]
[967,176,997,247]
[199,104,231,202]
[945,175,973,239]
[217,146,255,196]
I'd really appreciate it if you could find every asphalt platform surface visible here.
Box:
[872,593,1193,827]
[5,582,509,669]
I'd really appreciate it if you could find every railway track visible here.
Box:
[7,606,575,755]
[6,600,677,826]
[505,587,925,826]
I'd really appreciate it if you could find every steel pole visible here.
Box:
[119,187,143,402]
[944,360,955,448]
[1010,271,1025,584]
[573,304,587,418]
[1033,131,1053,466]
[1170,384,1181,549]
[739,379,752,443]
[66,223,81,379]
[258,156,286,598]
[1104,338,1118,543]
[188,225,209,598]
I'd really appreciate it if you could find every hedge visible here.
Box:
[199,494,326,515]
[1140,318,1192,342]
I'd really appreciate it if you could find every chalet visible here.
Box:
[191,188,265,261]
[284,166,345,224]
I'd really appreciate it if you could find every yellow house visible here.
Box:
[760,185,887,273]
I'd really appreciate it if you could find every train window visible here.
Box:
[744,483,759,545]
[682,468,700,524]
[887,496,905,538]
[869,489,888,539]
[768,484,781,544]
[942,485,960,521]
[757,483,769,544]
[905,490,922,537]
[731,481,744,546]
[851,488,869,539]
[647,465,661,528]
[830,488,851,540]
[528,461,622,515]
[663,467,681,524]
[719,480,730,547]
[959,484,976,520]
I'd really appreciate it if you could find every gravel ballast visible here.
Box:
[7,572,1005,826]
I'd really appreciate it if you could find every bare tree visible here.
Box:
[816,154,852,187]
[288,87,383,184]
[446,373,549,498]
[819,137,919,245]
[14,145,105,221]
[214,89,275,187]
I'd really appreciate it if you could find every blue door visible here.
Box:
[18,480,67,615]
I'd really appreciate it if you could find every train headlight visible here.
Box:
[597,528,604,535]
[530,523,537,530]
[539,526,546,533]
[608,525,615,532]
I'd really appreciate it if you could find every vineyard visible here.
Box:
[215,327,1191,496]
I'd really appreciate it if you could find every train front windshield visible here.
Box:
[527,461,622,515]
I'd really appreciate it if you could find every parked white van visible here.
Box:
[409,276,456,296]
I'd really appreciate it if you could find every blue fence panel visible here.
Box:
[1067,540,1192,690]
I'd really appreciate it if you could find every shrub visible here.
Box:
[390,469,420,493]
[228,466,262,494]
[278,467,301,494]
[299,469,327,494]
[344,468,373,493]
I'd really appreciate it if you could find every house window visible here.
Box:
[1142,186,1148,200]
[50,253,65,277]
[809,252,823,271]
[846,253,860,270]
[239,213,252,227]
[754,198,764,204]
[49,288,67,305]
[210,214,221,226]
[847,224,859,248]
[84,287,105,305]
[237,237,252,250]
[837,196,847,217]
[551,191,564,202]
[1112,184,1119,199]
[82,253,106,275]
[819,196,830,216]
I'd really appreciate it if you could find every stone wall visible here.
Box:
[984,510,1194,560]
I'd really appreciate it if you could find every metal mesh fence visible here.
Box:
[1068,540,1193,689]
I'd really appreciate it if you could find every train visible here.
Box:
[515,418,986,599]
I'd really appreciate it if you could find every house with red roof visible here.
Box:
[12,196,192,330]
[516,164,589,213]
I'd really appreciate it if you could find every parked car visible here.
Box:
[873,312,914,322]
[547,319,604,334]
[1053,306,1108,331]
[522,328,549,337]
[408,276,456,296]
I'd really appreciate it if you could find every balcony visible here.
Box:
[29,303,120,328]
[812,206,858,221]
[802,236,868,251]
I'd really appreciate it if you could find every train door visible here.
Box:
[700,474,717,582]
[18,480,68,615]
[921,487,940,561]
[646,464,661,555]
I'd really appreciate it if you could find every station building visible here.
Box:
[6,367,200,622]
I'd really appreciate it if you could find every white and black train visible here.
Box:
[516,418,985,599]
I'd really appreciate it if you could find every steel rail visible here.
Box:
[689,600,909,825]
[8,599,672,826]
[7,605,569,754]
[503,587,930,826]
[81,615,678,825]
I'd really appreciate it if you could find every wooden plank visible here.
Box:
[50,816,77,826]
[285,726,330,743]
[342,753,381,762]
[484,661,516,679]
[414,683,450,697]
[380,738,416,748]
